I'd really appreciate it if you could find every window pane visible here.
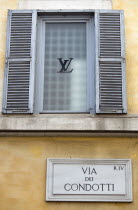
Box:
[43,22,87,111]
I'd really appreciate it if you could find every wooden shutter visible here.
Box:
[95,10,127,113]
[2,10,37,113]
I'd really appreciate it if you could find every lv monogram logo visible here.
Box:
[57,58,74,73]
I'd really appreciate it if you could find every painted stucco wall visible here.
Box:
[0,136,138,210]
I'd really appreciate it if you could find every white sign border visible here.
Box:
[46,159,132,202]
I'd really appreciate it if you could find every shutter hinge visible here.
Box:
[5,60,8,67]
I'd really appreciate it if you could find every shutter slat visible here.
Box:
[96,10,127,113]
[2,10,37,114]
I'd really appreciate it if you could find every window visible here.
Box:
[35,14,94,113]
[2,10,127,114]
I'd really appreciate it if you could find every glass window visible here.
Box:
[35,14,94,113]
[43,22,87,112]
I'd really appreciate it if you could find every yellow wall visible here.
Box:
[0,136,138,210]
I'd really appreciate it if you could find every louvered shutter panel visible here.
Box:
[95,10,127,113]
[2,10,37,113]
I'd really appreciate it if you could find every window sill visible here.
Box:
[0,114,138,135]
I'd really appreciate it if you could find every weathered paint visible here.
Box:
[0,136,138,209]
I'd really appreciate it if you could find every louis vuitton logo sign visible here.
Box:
[57,58,74,73]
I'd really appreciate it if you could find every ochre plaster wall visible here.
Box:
[0,136,138,210]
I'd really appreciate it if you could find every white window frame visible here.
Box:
[34,13,95,114]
